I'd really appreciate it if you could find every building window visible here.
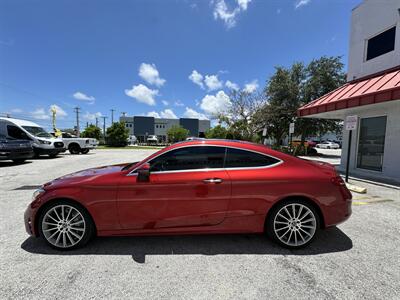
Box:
[357,116,387,172]
[366,26,396,61]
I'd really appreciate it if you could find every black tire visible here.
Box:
[266,199,320,249]
[12,159,26,163]
[69,144,81,155]
[49,153,58,158]
[327,146,331,149]
[38,200,95,250]
[80,149,89,154]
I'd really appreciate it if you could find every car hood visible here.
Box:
[44,163,134,188]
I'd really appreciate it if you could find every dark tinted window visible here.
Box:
[225,148,279,168]
[357,116,387,172]
[366,27,396,61]
[7,125,29,140]
[150,146,225,171]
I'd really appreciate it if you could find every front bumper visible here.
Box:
[33,147,66,155]
[0,149,34,161]
[24,205,37,236]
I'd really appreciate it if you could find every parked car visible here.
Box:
[290,140,316,148]
[25,139,352,250]
[0,117,65,158]
[316,141,340,149]
[53,132,98,154]
[0,134,34,163]
[147,135,158,143]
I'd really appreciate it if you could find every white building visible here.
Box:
[298,0,400,185]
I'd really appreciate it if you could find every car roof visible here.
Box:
[0,117,42,127]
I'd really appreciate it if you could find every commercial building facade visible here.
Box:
[120,116,210,142]
[298,0,400,185]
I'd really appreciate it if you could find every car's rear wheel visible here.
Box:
[80,149,89,154]
[38,201,94,250]
[69,144,81,154]
[12,159,26,163]
[266,199,319,249]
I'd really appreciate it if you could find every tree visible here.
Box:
[263,56,346,146]
[80,125,102,140]
[217,90,266,141]
[205,125,228,139]
[263,63,305,146]
[167,125,189,143]
[295,56,346,141]
[106,122,129,147]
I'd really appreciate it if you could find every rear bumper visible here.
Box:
[324,198,352,227]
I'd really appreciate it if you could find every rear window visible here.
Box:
[225,148,280,168]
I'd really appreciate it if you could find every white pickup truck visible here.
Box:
[55,132,98,154]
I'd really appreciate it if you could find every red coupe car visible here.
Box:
[24,139,352,250]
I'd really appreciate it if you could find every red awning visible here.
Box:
[297,67,400,117]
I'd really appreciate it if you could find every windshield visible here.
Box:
[22,126,52,138]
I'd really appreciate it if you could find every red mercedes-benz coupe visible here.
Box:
[24,139,352,250]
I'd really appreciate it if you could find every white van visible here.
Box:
[0,117,66,157]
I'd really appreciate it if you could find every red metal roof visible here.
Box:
[297,67,400,117]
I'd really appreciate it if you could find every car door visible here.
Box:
[224,147,283,218]
[117,145,231,230]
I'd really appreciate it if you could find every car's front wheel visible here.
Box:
[38,201,95,250]
[266,199,319,249]
[80,149,89,154]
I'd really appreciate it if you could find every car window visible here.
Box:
[225,148,280,168]
[7,125,29,140]
[149,146,226,172]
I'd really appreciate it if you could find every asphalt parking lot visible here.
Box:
[1,149,399,299]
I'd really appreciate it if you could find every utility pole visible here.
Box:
[101,116,108,140]
[95,117,99,128]
[74,107,81,137]
[110,109,115,124]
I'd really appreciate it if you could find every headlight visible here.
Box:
[38,139,51,145]
[32,188,45,201]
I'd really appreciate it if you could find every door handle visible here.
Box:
[203,178,223,184]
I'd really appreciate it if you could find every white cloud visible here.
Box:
[10,108,22,113]
[147,111,161,118]
[125,84,158,106]
[31,108,50,120]
[237,0,251,10]
[138,63,166,87]
[213,0,252,29]
[183,107,209,120]
[225,80,239,90]
[162,100,169,106]
[204,74,223,91]
[83,111,102,121]
[295,0,311,9]
[200,90,231,115]
[49,104,67,119]
[174,100,184,107]
[189,70,204,89]
[243,80,259,93]
[160,109,178,119]
[73,91,95,103]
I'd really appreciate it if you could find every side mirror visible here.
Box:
[137,163,150,182]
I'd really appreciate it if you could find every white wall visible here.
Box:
[339,100,400,184]
[347,0,400,81]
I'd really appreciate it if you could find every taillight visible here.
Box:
[331,176,345,186]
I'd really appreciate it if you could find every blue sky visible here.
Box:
[0,0,360,130]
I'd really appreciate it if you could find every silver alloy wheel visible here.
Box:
[273,203,317,247]
[41,205,86,248]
